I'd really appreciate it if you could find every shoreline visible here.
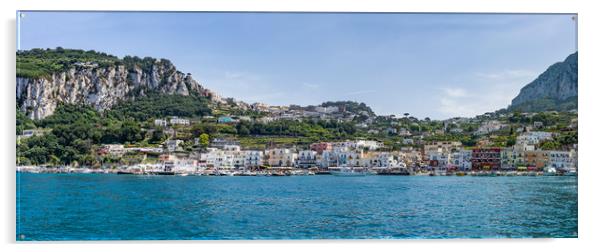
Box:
[16,166,576,177]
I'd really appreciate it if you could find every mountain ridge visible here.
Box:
[16,48,578,121]
[509,52,577,112]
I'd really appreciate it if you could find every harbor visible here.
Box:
[16,165,577,177]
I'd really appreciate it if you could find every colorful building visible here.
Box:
[525,150,550,170]
[471,147,501,170]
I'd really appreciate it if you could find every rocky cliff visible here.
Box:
[16,49,222,120]
[509,52,577,112]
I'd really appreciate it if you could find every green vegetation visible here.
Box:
[238,136,310,149]
[17,47,119,78]
[508,97,577,113]
[18,104,146,166]
[237,120,357,140]
[539,131,578,150]
[16,109,35,135]
[16,47,177,79]
[199,134,210,149]
[423,133,480,147]
[108,92,212,121]
[122,56,172,73]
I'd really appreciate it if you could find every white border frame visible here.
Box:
[2,1,600,252]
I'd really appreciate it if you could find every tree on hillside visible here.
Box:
[199,133,210,149]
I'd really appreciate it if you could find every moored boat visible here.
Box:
[563,167,577,176]
[543,166,557,176]
[329,167,370,177]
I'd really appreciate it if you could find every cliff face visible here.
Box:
[17,59,217,120]
[509,52,577,111]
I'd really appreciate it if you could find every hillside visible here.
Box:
[319,101,376,117]
[509,52,577,112]
[16,48,223,120]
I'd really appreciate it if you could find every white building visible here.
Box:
[315,106,339,114]
[154,119,168,127]
[204,147,258,170]
[266,148,297,167]
[19,129,45,139]
[334,140,383,151]
[426,151,451,168]
[201,148,234,170]
[365,152,398,168]
[223,145,241,152]
[244,151,264,168]
[424,141,462,155]
[516,131,555,145]
[501,147,522,170]
[250,102,270,112]
[424,141,462,168]
[398,127,411,136]
[514,141,536,152]
[296,150,318,168]
[318,147,361,168]
[549,150,576,169]
[161,155,198,173]
[335,150,363,167]
[451,149,472,170]
[169,117,190,126]
[164,139,183,152]
[102,144,126,156]
[124,147,164,153]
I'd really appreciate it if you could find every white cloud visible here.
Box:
[441,87,469,98]
[437,69,537,118]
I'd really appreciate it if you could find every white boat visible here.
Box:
[543,166,557,176]
[563,167,577,176]
[328,167,370,177]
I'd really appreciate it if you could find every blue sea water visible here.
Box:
[16,174,577,240]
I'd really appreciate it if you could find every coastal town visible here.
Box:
[15,48,578,177]
[17,103,578,177]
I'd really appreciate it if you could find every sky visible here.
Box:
[17,12,577,119]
